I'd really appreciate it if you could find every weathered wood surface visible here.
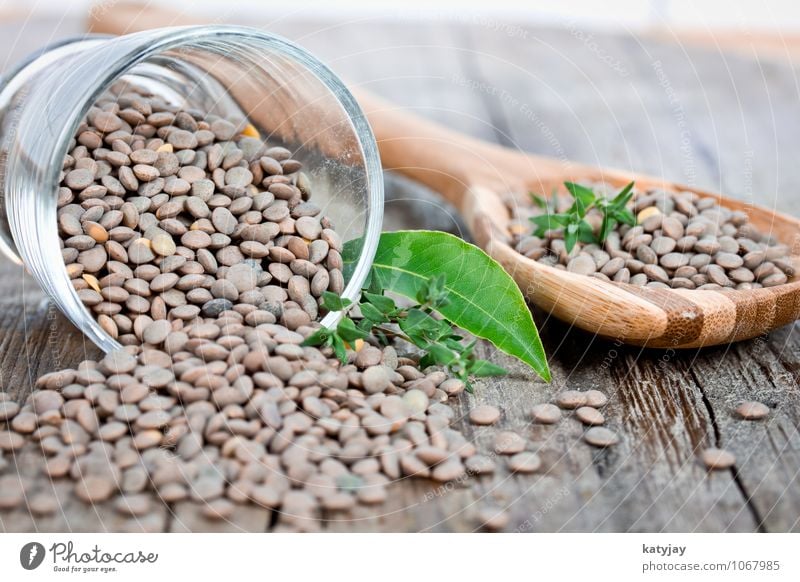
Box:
[1,12,799,532]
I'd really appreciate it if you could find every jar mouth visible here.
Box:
[0,35,112,265]
[5,25,383,352]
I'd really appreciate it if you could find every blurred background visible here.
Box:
[5,0,800,30]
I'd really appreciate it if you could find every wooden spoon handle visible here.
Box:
[352,89,569,212]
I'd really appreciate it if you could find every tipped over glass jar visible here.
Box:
[0,25,383,353]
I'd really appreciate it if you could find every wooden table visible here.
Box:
[1,11,799,532]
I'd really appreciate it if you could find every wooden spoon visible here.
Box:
[354,91,800,348]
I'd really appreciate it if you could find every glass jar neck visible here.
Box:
[0,36,107,263]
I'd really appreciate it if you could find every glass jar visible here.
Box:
[0,25,383,353]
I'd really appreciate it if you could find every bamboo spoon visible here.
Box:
[89,8,800,348]
[354,91,800,348]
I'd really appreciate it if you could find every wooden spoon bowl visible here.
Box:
[356,92,800,348]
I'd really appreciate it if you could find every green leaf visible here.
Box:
[362,230,550,382]
[577,220,597,244]
[321,291,352,312]
[615,207,636,226]
[330,334,347,363]
[301,327,330,347]
[599,213,615,242]
[399,308,441,337]
[427,343,457,365]
[611,181,635,208]
[364,271,380,294]
[443,337,467,351]
[336,317,369,342]
[529,193,549,209]
[592,182,637,243]
[419,352,436,369]
[531,224,548,238]
[470,359,508,377]
[358,302,387,325]
[362,291,396,315]
[530,213,570,238]
[530,213,570,229]
[564,182,596,217]
[564,223,578,253]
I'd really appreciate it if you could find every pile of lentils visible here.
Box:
[58,80,341,339]
[0,324,476,525]
[0,81,536,531]
[508,184,795,290]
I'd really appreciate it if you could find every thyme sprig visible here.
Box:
[302,276,506,392]
[529,181,636,252]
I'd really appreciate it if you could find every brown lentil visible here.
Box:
[735,401,770,420]
[469,405,501,425]
[700,447,736,470]
[575,406,605,426]
[529,403,561,424]
[583,426,620,447]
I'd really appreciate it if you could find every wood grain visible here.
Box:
[0,7,798,532]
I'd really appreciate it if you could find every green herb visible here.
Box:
[304,283,506,392]
[529,181,636,252]
[596,181,636,241]
[313,230,551,389]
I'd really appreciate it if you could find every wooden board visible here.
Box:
[1,10,798,532]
